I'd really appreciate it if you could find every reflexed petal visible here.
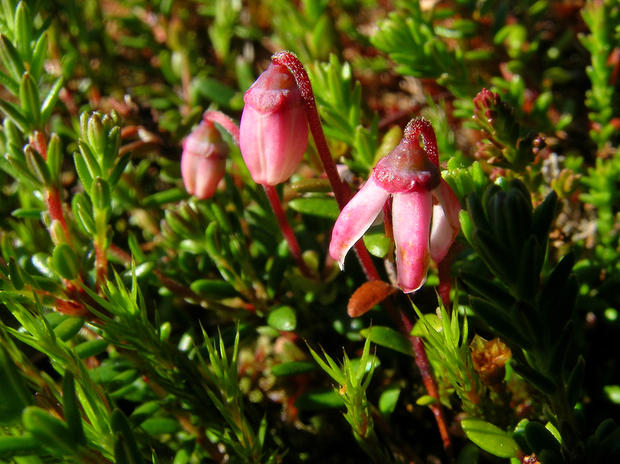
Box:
[392,190,433,293]
[329,176,389,269]
[430,179,461,262]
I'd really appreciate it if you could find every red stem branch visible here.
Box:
[263,185,312,278]
[45,187,71,242]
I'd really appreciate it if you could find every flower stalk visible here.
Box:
[204,110,312,278]
[271,51,381,281]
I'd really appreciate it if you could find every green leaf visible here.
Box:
[0,98,28,132]
[360,326,413,357]
[24,145,50,185]
[288,196,340,219]
[14,1,33,60]
[108,150,130,188]
[267,305,297,332]
[190,279,238,299]
[112,409,143,464]
[191,76,237,108]
[40,76,63,123]
[461,418,519,458]
[416,394,437,406]
[271,361,316,377]
[0,346,31,425]
[378,386,401,415]
[22,407,76,456]
[30,30,48,79]
[75,339,108,359]
[0,34,25,81]
[523,421,561,453]
[19,72,40,127]
[91,177,111,210]
[362,226,391,258]
[62,373,86,446]
[0,435,40,456]
[46,133,63,184]
[53,316,84,341]
[52,243,79,280]
[140,417,181,435]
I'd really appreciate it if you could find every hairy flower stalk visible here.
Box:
[329,119,461,293]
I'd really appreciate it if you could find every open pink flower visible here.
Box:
[239,63,308,185]
[329,119,461,293]
[181,120,228,199]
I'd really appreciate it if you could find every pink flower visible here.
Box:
[181,120,228,199]
[329,119,461,293]
[239,63,308,185]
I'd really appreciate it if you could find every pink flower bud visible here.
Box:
[239,63,308,185]
[181,121,228,199]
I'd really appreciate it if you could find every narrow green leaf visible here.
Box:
[0,98,28,131]
[75,339,108,359]
[46,133,62,184]
[0,434,40,456]
[19,72,40,126]
[0,34,25,81]
[190,279,238,299]
[24,145,51,185]
[53,316,84,341]
[40,76,63,123]
[142,188,187,207]
[0,68,18,94]
[14,1,33,60]
[140,418,181,435]
[22,406,75,456]
[112,409,143,464]
[30,30,48,79]
[0,346,31,425]
[108,152,131,188]
[62,373,86,446]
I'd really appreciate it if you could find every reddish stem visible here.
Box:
[271,51,380,281]
[203,111,240,144]
[203,110,311,278]
[263,185,312,278]
[411,335,453,455]
[45,187,71,241]
[94,240,108,288]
